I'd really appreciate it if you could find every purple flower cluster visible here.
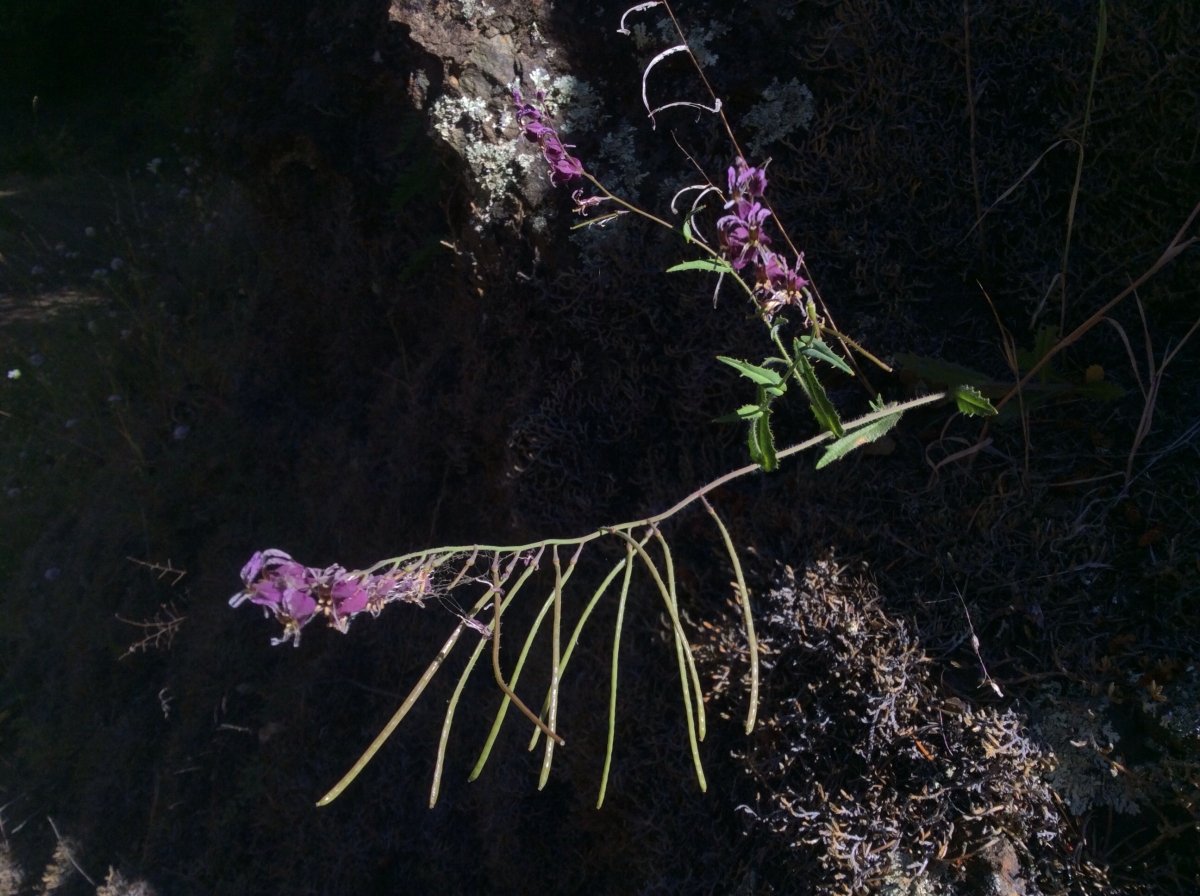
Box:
[718,158,809,321]
[229,549,433,647]
[513,89,585,187]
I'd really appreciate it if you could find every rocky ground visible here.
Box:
[1,1,1199,894]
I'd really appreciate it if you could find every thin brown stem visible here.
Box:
[996,200,1199,412]
[492,582,565,746]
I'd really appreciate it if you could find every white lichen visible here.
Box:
[1034,685,1141,815]
[597,123,646,198]
[740,77,815,156]
[458,0,496,20]
[430,94,521,215]
[654,18,728,67]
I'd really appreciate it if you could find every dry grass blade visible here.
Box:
[997,199,1200,412]
[1059,0,1108,334]
[1124,296,1200,481]
[958,140,1068,250]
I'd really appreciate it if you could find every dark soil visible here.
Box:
[1,1,1198,894]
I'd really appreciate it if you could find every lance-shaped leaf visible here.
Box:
[717,356,783,386]
[748,410,778,472]
[794,336,853,376]
[713,404,764,424]
[669,258,735,275]
[793,356,844,438]
[816,412,902,469]
[681,205,706,244]
[951,385,997,417]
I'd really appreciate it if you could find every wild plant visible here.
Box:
[229,1,997,810]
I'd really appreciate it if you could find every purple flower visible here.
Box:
[717,202,772,270]
[725,157,768,208]
[230,549,436,646]
[513,89,585,187]
[754,252,809,321]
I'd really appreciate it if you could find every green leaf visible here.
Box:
[793,356,845,438]
[749,413,778,472]
[794,337,854,376]
[667,258,735,275]
[952,385,998,417]
[681,205,705,244]
[895,354,991,388]
[816,412,902,469]
[717,356,783,386]
[714,404,764,424]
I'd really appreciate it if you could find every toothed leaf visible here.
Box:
[816,412,902,469]
[952,385,998,417]
[667,259,735,275]
[714,404,764,423]
[794,356,844,438]
[794,337,853,375]
[717,356,783,386]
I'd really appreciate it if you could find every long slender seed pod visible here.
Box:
[538,547,565,789]
[470,588,557,779]
[492,569,564,745]
[610,529,706,792]
[530,532,651,750]
[598,541,635,808]
[321,396,951,803]
[430,636,488,807]
[701,496,758,734]
[653,529,706,741]
[463,546,549,777]
[316,587,496,807]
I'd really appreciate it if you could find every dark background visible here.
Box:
[1,1,1198,893]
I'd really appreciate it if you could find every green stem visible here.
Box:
[365,393,949,573]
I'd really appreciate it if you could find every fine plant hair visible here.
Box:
[228,0,997,810]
